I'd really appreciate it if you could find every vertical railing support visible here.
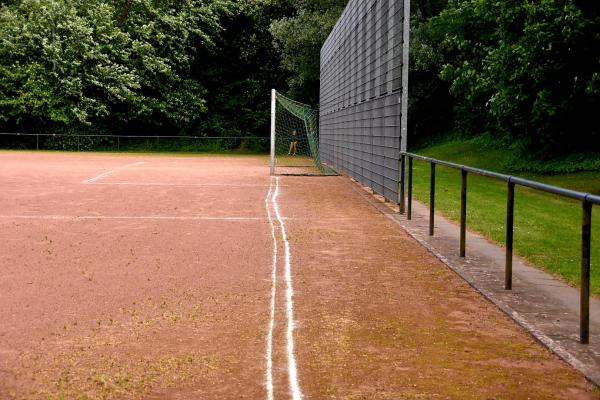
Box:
[429,162,436,236]
[117,136,120,152]
[407,157,413,220]
[505,181,515,290]
[399,154,406,214]
[77,135,80,151]
[581,200,592,344]
[36,134,39,150]
[460,169,467,257]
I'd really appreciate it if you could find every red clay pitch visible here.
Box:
[0,151,597,399]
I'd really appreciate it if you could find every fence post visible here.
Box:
[429,162,436,236]
[581,200,592,344]
[408,157,413,220]
[117,136,120,152]
[36,134,39,150]
[77,135,80,151]
[399,154,406,214]
[505,181,515,290]
[460,169,467,257]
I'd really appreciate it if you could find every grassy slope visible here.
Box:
[410,141,600,294]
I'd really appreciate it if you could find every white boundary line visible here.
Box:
[0,214,372,223]
[83,161,146,184]
[0,215,262,221]
[88,182,269,187]
[264,177,276,400]
[272,177,303,400]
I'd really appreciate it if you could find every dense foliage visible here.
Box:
[273,0,599,156]
[428,0,599,155]
[0,0,226,135]
[195,0,292,136]
[270,0,346,105]
[409,0,453,146]
[0,0,598,157]
[0,0,291,137]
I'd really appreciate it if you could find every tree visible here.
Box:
[431,0,599,154]
[409,0,452,146]
[193,0,294,137]
[0,0,224,135]
[270,0,347,105]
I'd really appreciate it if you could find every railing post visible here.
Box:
[399,154,406,214]
[407,156,413,220]
[429,162,435,236]
[36,134,39,150]
[581,200,592,344]
[77,135,80,151]
[460,169,467,257]
[505,181,515,290]
[117,136,120,152]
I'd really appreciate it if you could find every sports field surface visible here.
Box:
[0,152,597,399]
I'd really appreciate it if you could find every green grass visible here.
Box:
[410,140,600,295]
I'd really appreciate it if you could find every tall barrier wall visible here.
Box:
[319,0,404,201]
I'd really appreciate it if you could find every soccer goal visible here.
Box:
[270,89,336,176]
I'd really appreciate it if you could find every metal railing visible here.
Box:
[0,132,268,152]
[398,152,600,344]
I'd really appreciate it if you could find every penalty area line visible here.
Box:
[83,161,146,184]
[89,182,270,187]
[0,215,263,221]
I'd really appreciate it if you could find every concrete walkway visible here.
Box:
[353,180,600,386]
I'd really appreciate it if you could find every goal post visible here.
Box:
[270,89,276,175]
[269,89,335,176]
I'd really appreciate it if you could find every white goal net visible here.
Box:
[270,89,336,176]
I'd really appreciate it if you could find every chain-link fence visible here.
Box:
[0,133,269,153]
